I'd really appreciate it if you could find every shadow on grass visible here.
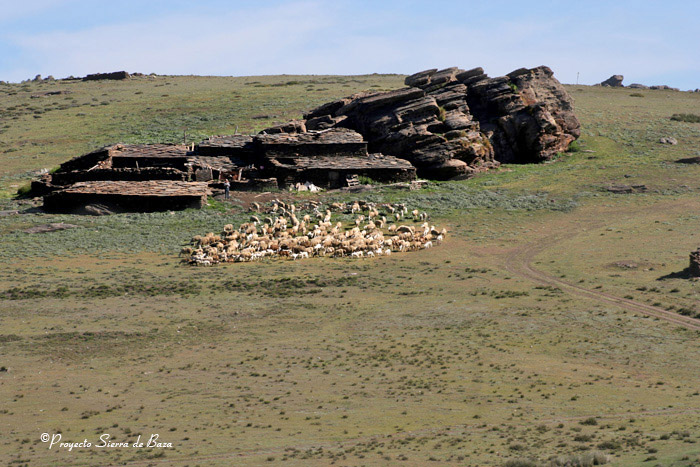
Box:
[675,157,700,164]
[657,268,694,280]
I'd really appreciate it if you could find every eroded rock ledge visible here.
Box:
[266,65,580,178]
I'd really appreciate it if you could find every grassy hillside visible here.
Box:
[1,75,700,466]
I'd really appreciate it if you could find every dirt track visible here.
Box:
[504,231,700,332]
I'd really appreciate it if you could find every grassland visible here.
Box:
[1,75,700,466]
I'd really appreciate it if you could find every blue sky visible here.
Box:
[1,0,698,89]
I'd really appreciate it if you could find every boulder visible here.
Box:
[600,75,624,87]
[261,120,306,134]
[83,204,115,216]
[628,83,648,89]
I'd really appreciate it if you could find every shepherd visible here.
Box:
[223,178,230,200]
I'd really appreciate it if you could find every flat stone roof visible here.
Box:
[268,153,415,170]
[56,180,210,197]
[109,144,191,158]
[197,135,254,150]
[188,156,240,171]
[257,128,365,145]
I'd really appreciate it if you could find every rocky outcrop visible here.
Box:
[83,71,130,81]
[600,75,624,87]
[300,83,495,178]
[690,249,700,277]
[650,85,680,91]
[266,65,579,177]
[453,66,581,163]
[628,83,648,89]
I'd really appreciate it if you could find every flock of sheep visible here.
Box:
[183,199,445,265]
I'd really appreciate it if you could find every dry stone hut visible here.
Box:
[38,131,416,213]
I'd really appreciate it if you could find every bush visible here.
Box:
[504,459,539,467]
[357,175,381,185]
[567,140,582,153]
[549,450,609,466]
[596,440,621,450]
[15,182,32,198]
[671,113,700,123]
[629,93,644,97]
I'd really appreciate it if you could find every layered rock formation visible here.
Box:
[453,66,580,163]
[600,75,624,87]
[266,65,580,178]
[83,71,131,81]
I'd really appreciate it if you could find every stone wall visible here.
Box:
[51,167,187,185]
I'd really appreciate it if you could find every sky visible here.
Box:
[0,0,698,89]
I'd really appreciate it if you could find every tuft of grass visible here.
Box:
[437,106,446,122]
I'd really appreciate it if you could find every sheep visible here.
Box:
[186,201,445,265]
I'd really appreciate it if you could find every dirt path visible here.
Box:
[503,229,700,332]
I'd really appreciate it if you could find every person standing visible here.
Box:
[223,178,230,200]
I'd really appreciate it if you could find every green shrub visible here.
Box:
[357,175,380,185]
[15,182,32,198]
[596,440,621,450]
[567,140,582,153]
[670,113,700,123]
[629,93,644,97]
[549,450,609,466]
[504,459,538,467]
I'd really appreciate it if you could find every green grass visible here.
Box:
[1,78,700,466]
